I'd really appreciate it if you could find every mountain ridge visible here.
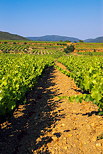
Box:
[0,31,29,41]
[27,35,79,42]
[27,35,103,43]
[0,31,103,43]
[84,36,103,43]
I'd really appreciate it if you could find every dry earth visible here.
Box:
[0,63,103,154]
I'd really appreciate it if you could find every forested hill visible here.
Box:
[84,36,103,43]
[0,31,29,40]
[27,35,103,43]
[27,35,80,42]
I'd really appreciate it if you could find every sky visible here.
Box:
[0,0,103,39]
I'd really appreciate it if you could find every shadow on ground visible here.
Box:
[0,66,65,154]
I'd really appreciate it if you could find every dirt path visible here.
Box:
[0,64,103,154]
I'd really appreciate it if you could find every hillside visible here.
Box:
[0,31,103,43]
[27,35,80,42]
[84,36,103,43]
[0,31,29,41]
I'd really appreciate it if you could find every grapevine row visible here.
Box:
[0,54,54,116]
[58,55,103,113]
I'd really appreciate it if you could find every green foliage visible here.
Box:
[13,42,16,44]
[65,40,71,42]
[0,31,29,40]
[4,41,8,44]
[78,52,103,56]
[58,55,103,112]
[0,54,54,116]
[0,41,64,54]
[24,42,27,44]
[64,45,75,53]
[55,65,70,76]
[75,42,103,50]
[79,40,84,42]
[57,42,67,46]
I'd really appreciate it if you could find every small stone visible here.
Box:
[52,136,58,141]
[64,146,68,150]
[91,123,95,127]
[96,143,102,147]
[61,123,65,126]
[97,116,101,118]
[52,131,55,135]
[92,137,96,141]
[68,134,72,137]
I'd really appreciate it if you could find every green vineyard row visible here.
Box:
[0,54,54,116]
[75,42,103,49]
[77,52,103,56]
[0,43,63,54]
[58,55,103,113]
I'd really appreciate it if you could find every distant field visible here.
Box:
[75,42,103,49]
[0,40,67,44]
[0,40,67,54]
[0,40,103,54]
[77,52,103,56]
[0,40,103,117]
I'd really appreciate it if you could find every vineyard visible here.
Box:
[75,42,103,49]
[0,41,103,116]
[74,42,103,53]
[0,41,103,153]
[0,54,55,116]
[58,55,103,114]
[77,52,103,56]
[0,40,66,54]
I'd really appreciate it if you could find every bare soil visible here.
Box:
[0,64,103,154]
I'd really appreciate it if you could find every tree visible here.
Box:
[13,42,16,44]
[4,41,8,44]
[65,40,71,42]
[79,40,84,42]
[64,45,75,53]
[24,42,27,44]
